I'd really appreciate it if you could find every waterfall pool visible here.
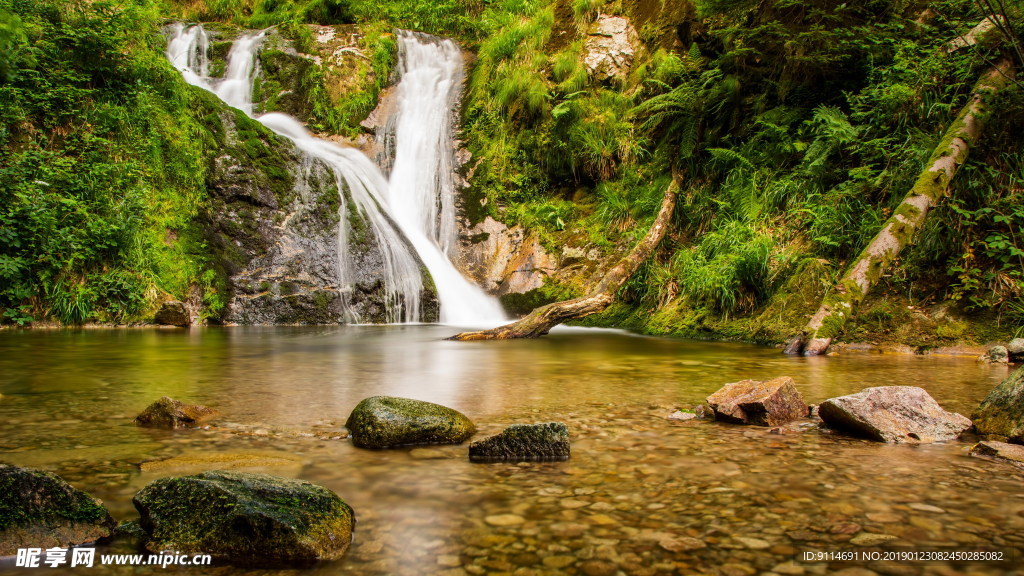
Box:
[0,326,1021,574]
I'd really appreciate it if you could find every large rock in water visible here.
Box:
[972,366,1024,443]
[345,396,476,449]
[819,386,971,443]
[134,396,218,429]
[706,377,808,426]
[469,423,570,462]
[133,470,354,563]
[0,464,116,555]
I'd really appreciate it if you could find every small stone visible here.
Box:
[850,533,898,546]
[133,396,218,429]
[559,499,590,509]
[985,345,1010,364]
[437,555,461,567]
[485,514,525,527]
[907,503,946,514]
[773,562,806,575]
[969,440,1024,465]
[865,512,902,523]
[587,514,617,526]
[658,536,706,552]
[668,410,697,421]
[542,556,576,569]
[579,560,617,576]
[735,536,771,549]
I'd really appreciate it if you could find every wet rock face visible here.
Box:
[133,470,354,564]
[584,15,640,82]
[345,396,476,449]
[154,301,191,327]
[819,386,971,443]
[134,397,218,429]
[706,377,808,426]
[202,110,437,325]
[469,423,571,462]
[457,217,557,296]
[972,366,1024,443]
[0,464,116,555]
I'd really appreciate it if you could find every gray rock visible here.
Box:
[706,376,808,426]
[469,423,570,462]
[972,365,1024,443]
[969,440,1024,466]
[134,396,218,429]
[1007,338,1024,357]
[345,396,475,449]
[154,301,191,327]
[0,464,116,555]
[985,345,1010,364]
[819,386,971,443]
[133,470,353,563]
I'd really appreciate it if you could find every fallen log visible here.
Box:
[785,58,1014,356]
[448,176,680,340]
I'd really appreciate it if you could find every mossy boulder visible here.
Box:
[0,464,116,555]
[134,397,219,429]
[469,423,571,463]
[345,396,476,449]
[973,366,1024,443]
[133,470,354,564]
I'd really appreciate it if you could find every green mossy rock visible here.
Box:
[973,366,1024,443]
[133,396,218,429]
[133,470,354,564]
[345,396,476,449]
[0,464,116,555]
[469,423,571,463]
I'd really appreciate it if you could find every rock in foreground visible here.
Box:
[133,470,354,563]
[134,396,218,429]
[819,386,971,443]
[706,377,808,426]
[969,440,1024,467]
[345,396,475,449]
[0,464,116,555]
[972,366,1024,443]
[469,423,570,462]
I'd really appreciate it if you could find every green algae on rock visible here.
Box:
[0,464,116,556]
[133,396,219,429]
[133,470,354,564]
[972,366,1024,443]
[469,422,570,462]
[345,396,476,449]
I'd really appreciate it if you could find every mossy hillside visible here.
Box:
[133,470,355,563]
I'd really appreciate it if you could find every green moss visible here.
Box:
[0,465,111,530]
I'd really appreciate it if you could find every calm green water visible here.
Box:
[0,326,1021,575]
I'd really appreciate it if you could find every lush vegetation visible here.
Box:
[1,0,1021,347]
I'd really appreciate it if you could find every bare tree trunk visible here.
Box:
[448,176,680,340]
[785,58,1014,356]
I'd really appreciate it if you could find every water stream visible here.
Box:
[0,328,1021,575]
[165,24,506,326]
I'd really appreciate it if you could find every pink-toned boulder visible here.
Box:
[706,377,808,426]
[819,386,970,443]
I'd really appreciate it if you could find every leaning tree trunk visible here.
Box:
[448,177,680,340]
[785,58,1014,356]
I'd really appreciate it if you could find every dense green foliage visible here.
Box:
[1,0,1021,345]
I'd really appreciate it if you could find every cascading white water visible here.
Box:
[384,31,507,325]
[165,24,506,326]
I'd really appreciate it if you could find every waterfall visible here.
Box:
[165,24,506,326]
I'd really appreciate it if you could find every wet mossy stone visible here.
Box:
[133,470,354,564]
[0,463,116,555]
[134,396,219,429]
[469,423,570,463]
[973,366,1024,443]
[345,396,476,449]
